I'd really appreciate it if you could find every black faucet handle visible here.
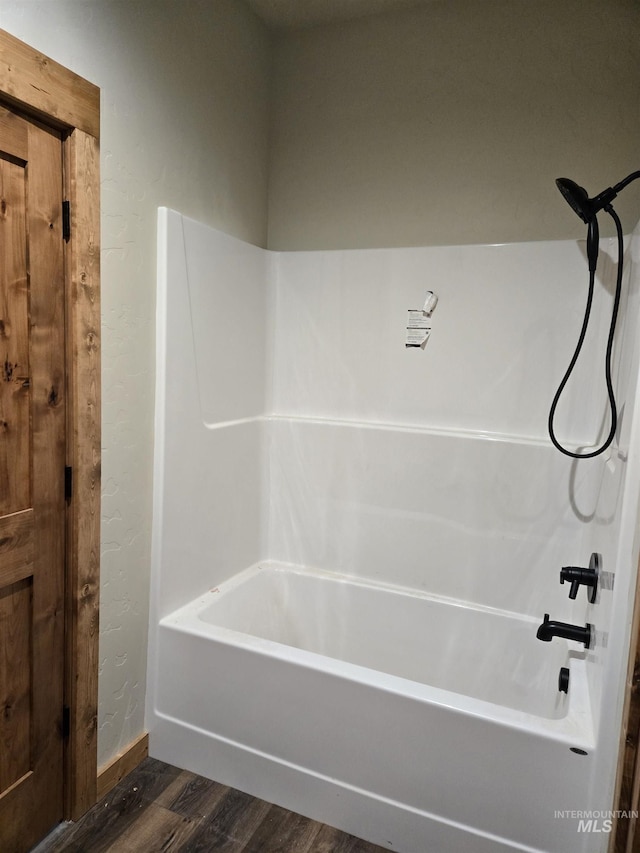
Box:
[560,564,598,604]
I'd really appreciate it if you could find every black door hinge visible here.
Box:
[62,705,70,739]
[62,200,71,242]
[65,466,73,503]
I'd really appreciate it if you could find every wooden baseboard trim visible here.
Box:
[96,733,149,800]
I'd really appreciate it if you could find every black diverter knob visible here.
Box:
[558,667,570,694]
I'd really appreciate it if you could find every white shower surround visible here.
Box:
[147,208,640,852]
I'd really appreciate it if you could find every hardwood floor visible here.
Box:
[34,757,389,852]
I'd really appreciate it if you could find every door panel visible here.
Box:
[0,107,66,852]
[0,576,31,793]
[0,151,29,515]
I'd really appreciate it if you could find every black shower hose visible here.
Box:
[548,205,624,459]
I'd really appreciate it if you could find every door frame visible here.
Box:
[610,548,640,852]
[0,28,100,821]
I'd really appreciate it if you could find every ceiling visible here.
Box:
[244,0,437,30]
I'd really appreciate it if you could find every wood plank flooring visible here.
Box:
[34,757,389,852]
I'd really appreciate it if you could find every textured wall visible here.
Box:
[267,0,640,249]
[0,0,271,767]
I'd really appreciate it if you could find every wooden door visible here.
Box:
[0,107,66,852]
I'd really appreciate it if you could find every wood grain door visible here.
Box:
[0,106,66,852]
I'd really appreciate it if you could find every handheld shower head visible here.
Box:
[555,178,593,223]
[555,171,640,224]
[555,177,601,271]
[555,177,620,224]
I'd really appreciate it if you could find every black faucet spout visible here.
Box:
[536,613,591,648]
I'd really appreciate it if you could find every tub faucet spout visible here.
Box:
[536,613,591,648]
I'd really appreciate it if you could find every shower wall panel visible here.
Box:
[266,417,592,621]
[179,213,268,424]
[266,237,627,618]
[270,239,616,443]
[152,209,268,620]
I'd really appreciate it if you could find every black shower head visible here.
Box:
[555,171,640,269]
[556,178,593,224]
[556,177,620,224]
[556,178,604,271]
[554,175,637,223]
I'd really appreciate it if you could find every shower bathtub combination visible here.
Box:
[147,209,640,853]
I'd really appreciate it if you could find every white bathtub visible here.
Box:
[150,562,595,853]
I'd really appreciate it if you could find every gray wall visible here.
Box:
[267,0,640,249]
